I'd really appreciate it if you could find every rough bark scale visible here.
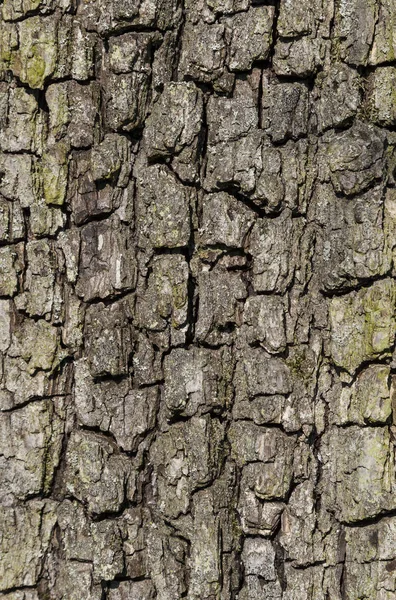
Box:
[1,0,396,598]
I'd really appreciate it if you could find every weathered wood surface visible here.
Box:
[1,0,396,597]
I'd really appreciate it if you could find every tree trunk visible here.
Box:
[1,0,396,598]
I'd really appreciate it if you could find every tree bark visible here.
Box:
[1,0,396,598]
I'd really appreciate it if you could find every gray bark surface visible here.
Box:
[1,0,396,598]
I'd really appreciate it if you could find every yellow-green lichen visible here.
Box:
[41,142,69,206]
[330,279,396,374]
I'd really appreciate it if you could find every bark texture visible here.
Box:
[1,0,396,598]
